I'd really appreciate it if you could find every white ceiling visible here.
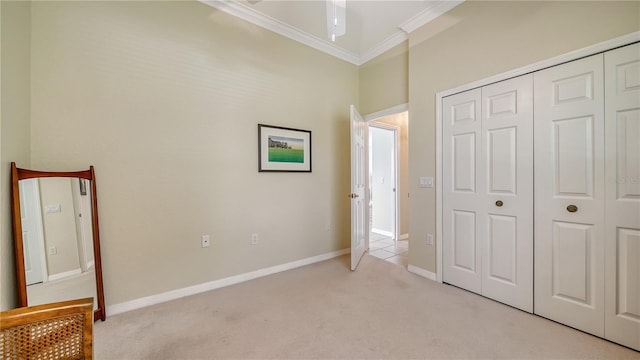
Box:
[200,0,464,65]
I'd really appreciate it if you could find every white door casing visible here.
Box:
[481,74,534,312]
[534,53,606,337]
[351,105,368,271]
[72,179,95,272]
[604,43,640,350]
[365,106,406,243]
[369,125,397,239]
[443,88,483,293]
[19,179,46,285]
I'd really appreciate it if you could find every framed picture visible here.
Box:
[258,124,312,172]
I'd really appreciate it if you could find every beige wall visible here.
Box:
[359,42,408,115]
[0,0,31,311]
[372,112,409,236]
[29,1,357,306]
[408,1,640,272]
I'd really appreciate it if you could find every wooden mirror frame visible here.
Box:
[10,162,106,321]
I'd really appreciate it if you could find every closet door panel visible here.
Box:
[487,214,517,282]
[443,89,483,293]
[615,109,640,199]
[551,221,594,304]
[453,133,477,192]
[554,116,594,196]
[604,43,640,351]
[452,210,477,272]
[481,74,533,312]
[487,127,517,194]
[534,53,605,336]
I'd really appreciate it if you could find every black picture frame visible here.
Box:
[258,124,312,172]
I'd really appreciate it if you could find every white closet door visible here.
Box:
[443,89,483,293]
[604,43,640,351]
[534,54,605,336]
[481,75,533,312]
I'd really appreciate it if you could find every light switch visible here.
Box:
[419,177,434,188]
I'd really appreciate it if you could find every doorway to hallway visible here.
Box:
[366,109,409,267]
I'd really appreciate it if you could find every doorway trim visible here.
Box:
[435,32,640,283]
[365,102,408,244]
[21,179,49,285]
[365,103,409,122]
[368,123,399,242]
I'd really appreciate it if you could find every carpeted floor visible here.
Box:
[95,254,639,359]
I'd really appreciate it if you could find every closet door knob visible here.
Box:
[567,205,578,213]
[495,200,503,207]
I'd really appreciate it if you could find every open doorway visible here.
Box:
[366,109,409,267]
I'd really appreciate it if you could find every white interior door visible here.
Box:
[604,43,640,351]
[534,53,605,337]
[19,179,46,285]
[350,105,368,271]
[481,74,533,312]
[443,88,483,293]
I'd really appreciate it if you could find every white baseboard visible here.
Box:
[107,248,351,316]
[371,228,393,237]
[399,233,409,240]
[48,268,82,282]
[407,264,438,282]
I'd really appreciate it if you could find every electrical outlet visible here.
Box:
[201,235,211,248]
[251,233,258,245]
[426,234,434,246]
[48,246,57,255]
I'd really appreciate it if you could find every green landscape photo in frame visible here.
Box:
[268,135,304,163]
[258,124,311,172]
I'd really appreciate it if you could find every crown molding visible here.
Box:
[200,0,360,65]
[359,31,408,65]
[199,0,464,66]
[400,0,465,34]
[358,0,464,65]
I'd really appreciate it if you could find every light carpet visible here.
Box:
[95,254,639,359]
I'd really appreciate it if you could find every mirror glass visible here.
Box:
[11,163,106,321]
[19,178,97,310]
